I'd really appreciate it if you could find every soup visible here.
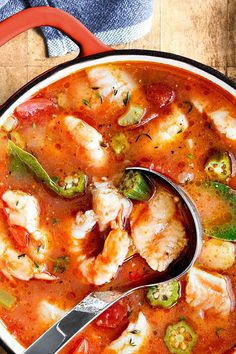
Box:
[0,62,235,354]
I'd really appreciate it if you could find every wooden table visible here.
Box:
[0,0,235,352]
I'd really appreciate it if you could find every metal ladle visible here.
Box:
[24,167,202,354]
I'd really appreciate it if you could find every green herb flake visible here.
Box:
[53,256,70,273]
[187,153,193,160]
[177,128,183,134]
[17,254,26,259]
[96,92,103,104]
[32,122,37,129]
[129,338,137,347]
[34,261,40,269]
[130,329,140,334]
[123,92,131,106]
[179,316,186,321]
[16,200,19,206]
[215,328,225,337]
[82,99,90,107]
[113,87,118,96]
[51,176,59,183]
[135,133,152,142]
[51,218,58,225]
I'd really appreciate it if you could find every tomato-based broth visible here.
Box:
[0,62,235,354]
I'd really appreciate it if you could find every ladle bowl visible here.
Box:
[24,167,202,354]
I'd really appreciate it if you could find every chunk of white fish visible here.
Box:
[38,300,67,325]
[72,210,97,240]
[186,267,233,317]
[104,312,150,354]
[209,110,236,141]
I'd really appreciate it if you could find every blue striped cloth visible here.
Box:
[0,0,154,57]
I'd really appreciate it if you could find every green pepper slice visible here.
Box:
[146,280,180,309]
[204,151,231,182]
[203,181,236,241]
[119,170,151,201]
[164,320,197,354]
[0,289,16,310]
[118,104,145,127]
[8,140,86,198]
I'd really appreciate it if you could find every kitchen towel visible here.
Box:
[0,0,154,57]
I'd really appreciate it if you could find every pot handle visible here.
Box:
[0,6,113,56]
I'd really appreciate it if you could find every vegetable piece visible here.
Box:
[71,338,89,354]
[53,256,70,273]
[199,238,235,270]
[119,170,151,201]
[146,280,180,309]
[204,152,231,182]
[118,105,145,127]
[164,320,197,354]
[8,140,86,198]
[96,299,128,328]
[0,289,16,310]
[14,98,56,121]
[111,133,130,154]
[146,83,175,109]
[203,181,236,241]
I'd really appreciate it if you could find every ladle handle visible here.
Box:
[23,290,123,354]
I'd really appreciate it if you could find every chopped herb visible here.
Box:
[82,99,90,107]
[51,176,59,183]
[18,254,26,259]
[183,101,193,113]
[215,328,225,337]
[34,261,40,269]
[37,244,42,253]
[177,128,183,134]
[123,92,131,106]
[135,133,152,142]
[16,200,19,206]
[53,255,70,273]
[113,87,118,96]
[130,329,140,334]
[100,141,108,148]
[179,316,186,321]
[51,218,58,225]
[91,86,100,90]
[187,153,193,160]
[129,338,137,347]
[96,92,103,103]
[32,122,37,129]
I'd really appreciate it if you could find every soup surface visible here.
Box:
[0,61,235,354]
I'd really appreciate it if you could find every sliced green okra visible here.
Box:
[146,280,180,309]
[164,320,197,354]
[119,170,151,201]
[204,151,231,182]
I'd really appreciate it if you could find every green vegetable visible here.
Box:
[119,170,151,201]
[203,181,236,241]
[54,256,70,273]
[146,280,180,309]
[204,152,231,182]
[118,105,145,127]
[8,140,86,198]
[111,133,130,154]
[164,320,197,354]
[0,289,16,310]
[123,91,131,106]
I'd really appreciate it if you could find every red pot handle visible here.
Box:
[0,6,113,56]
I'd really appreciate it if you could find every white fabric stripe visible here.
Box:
[47,16,153,57]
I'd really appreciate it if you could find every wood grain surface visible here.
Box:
[0,0,235,353]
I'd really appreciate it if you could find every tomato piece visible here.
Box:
[9,225,29,250]
[146,83,175,109]
[14,98,57,122]
[70,338,89,354]
[96,299,128,328]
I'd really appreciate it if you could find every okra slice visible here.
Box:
[119,170,151,201]
[146,280,180,309]
[204,151,231,182]
[164,320,197,354]
[118,104,145,127]
[111,133,130,154]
